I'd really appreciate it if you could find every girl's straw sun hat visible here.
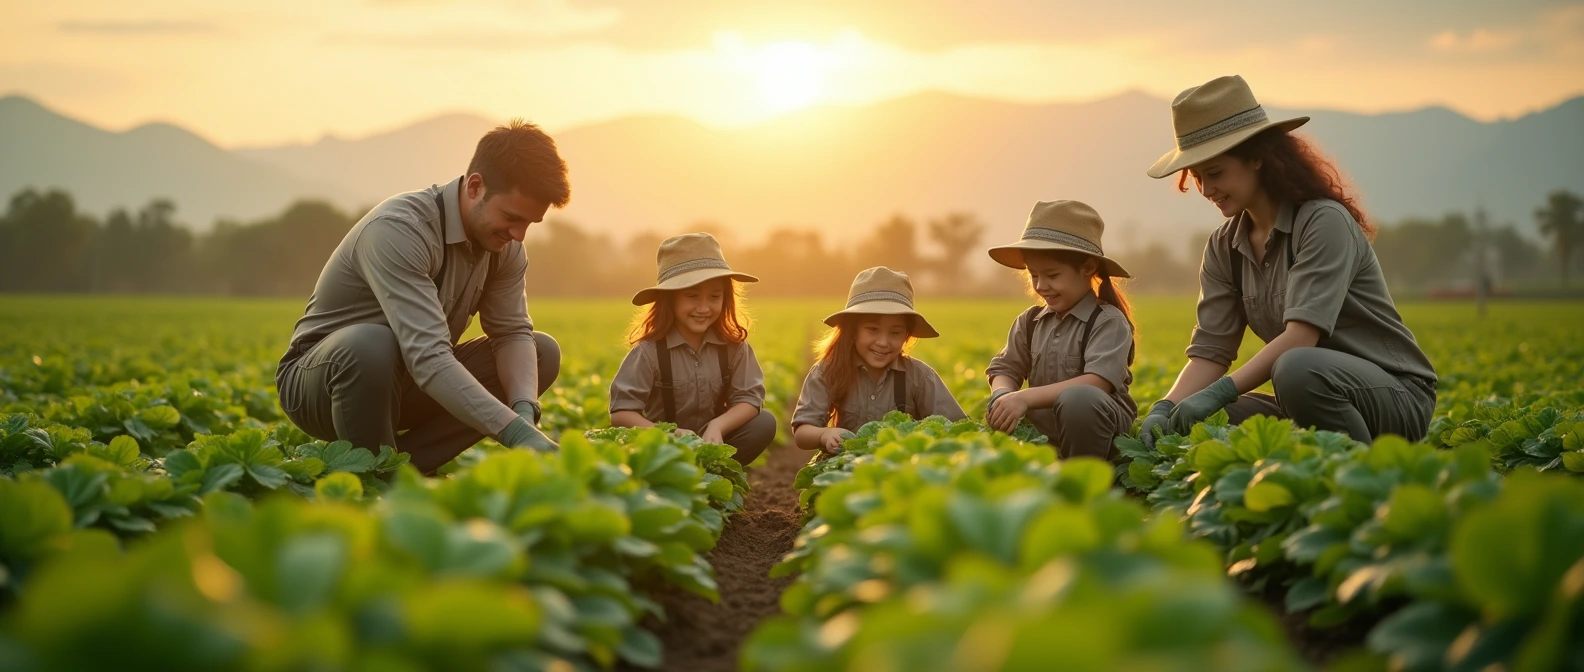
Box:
[631,232,758,305]
[1146,74,1308,179]
[987,200,1130,278]
[823,266,939,338]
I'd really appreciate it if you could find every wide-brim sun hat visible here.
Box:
[631,232,758,305]
[822,266,939,338]
[986,200,1131,278]
[1146,74,1309,179]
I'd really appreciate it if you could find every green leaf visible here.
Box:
[1561,451,1584,473]
[1244,481,1295,513]
[201,463,245,494]
[275,533,347,614]
[0,479,74,559]
[306,441,379,474]
[314,472,363,502]
[1380,484,1446,540]
[1054,457,1114,504]
[136,405,181,430]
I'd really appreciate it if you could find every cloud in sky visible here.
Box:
[3,0,1581,146]
[56,20,217,35]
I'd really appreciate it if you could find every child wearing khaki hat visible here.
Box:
[791,267,967,454]
[608,233,777,464]
[1137,75,1436,449]
[983,200,1138,460]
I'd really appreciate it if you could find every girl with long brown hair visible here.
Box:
[984,200,1138,460]
[608,233,777,464]
[1139,75,1436,447]
[791,267,965,454]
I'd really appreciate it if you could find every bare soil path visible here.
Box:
[638,444,807,672]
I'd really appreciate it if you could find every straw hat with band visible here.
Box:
[631,232,758,305]
[987,200,1131,279]
[1147,75,1308,179]
[823,266,939,338]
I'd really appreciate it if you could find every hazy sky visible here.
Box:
[4,0,1583,147]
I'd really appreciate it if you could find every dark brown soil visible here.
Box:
[638,443,807,672]
[1242,575,1379,666]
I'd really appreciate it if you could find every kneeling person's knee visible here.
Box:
[1271,348,1325,399]
[1053,385,1109,417]
[726,409,777,465]
[533,331,561,392]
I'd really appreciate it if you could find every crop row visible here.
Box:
[1115,410,1584,670]
[0,421,749,670]
[740,413,1306,671]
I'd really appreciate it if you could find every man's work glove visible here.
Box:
[1139,400,1175,449]
[498,401,558,452]
[1168,377,1239,435]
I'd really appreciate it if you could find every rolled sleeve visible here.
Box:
[985,312,1033,385]
[791,363,833,429]
[728,342,767,409]
[608,344,655,414]
[1081,310,1133,393]
[1185,234,1247,366]
[353,218,516,435]
[480,245,534,346]
[912,360,967,421]
[1283,206,1358,336]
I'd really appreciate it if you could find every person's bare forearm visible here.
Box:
[1229,322,1321,393]
[610,410,654,428]
[1018,373,1113,409]
[708,402,759,436]
[793,424,826,451]
[1164,358,1230,403]
[495,337,540,411]
[989,375,1020,393]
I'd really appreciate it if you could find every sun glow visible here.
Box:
[715,32,860,115]
[754,41,826,111]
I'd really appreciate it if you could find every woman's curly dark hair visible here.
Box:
[1178,129,1375,239]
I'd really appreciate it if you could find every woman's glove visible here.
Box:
[1139,400,1175,449]
[1168,377,1239,435]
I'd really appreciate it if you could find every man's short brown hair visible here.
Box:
[467,118,570,207]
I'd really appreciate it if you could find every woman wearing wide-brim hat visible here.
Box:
[608,232,778,464]
[1138,75,1437,447]
[791,266,966,454]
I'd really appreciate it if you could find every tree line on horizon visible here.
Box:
[0,187,1580,298]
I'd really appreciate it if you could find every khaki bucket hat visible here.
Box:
[987,200,1131,278]
[631,232,758,305]
[1146,75,1309,179]
[822,266,939,338]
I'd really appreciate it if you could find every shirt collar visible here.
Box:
[853,355,909,373]
[1033,291,1099,322]
[1231,202,1295,259]
[439,176,467,246]
[665,328,725,349]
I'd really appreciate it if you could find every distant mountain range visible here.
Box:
[2,91,1580,247]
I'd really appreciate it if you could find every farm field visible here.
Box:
[2,294,1583,671]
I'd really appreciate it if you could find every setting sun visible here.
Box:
[754,41,826,111]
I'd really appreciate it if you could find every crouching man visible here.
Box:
[276,119,566,473]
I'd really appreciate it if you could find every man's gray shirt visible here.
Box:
[280,176,533,435]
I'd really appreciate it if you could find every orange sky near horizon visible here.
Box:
[2,0,1583,147]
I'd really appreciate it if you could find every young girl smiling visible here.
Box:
[608,233,777,464]
[984,200,1138,459]
[792,267,965,454]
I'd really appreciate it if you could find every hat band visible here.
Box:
[657,257,730,282]
[1177,105,1268,150]
[847,290,912,309]
[1022,227,1103,255]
